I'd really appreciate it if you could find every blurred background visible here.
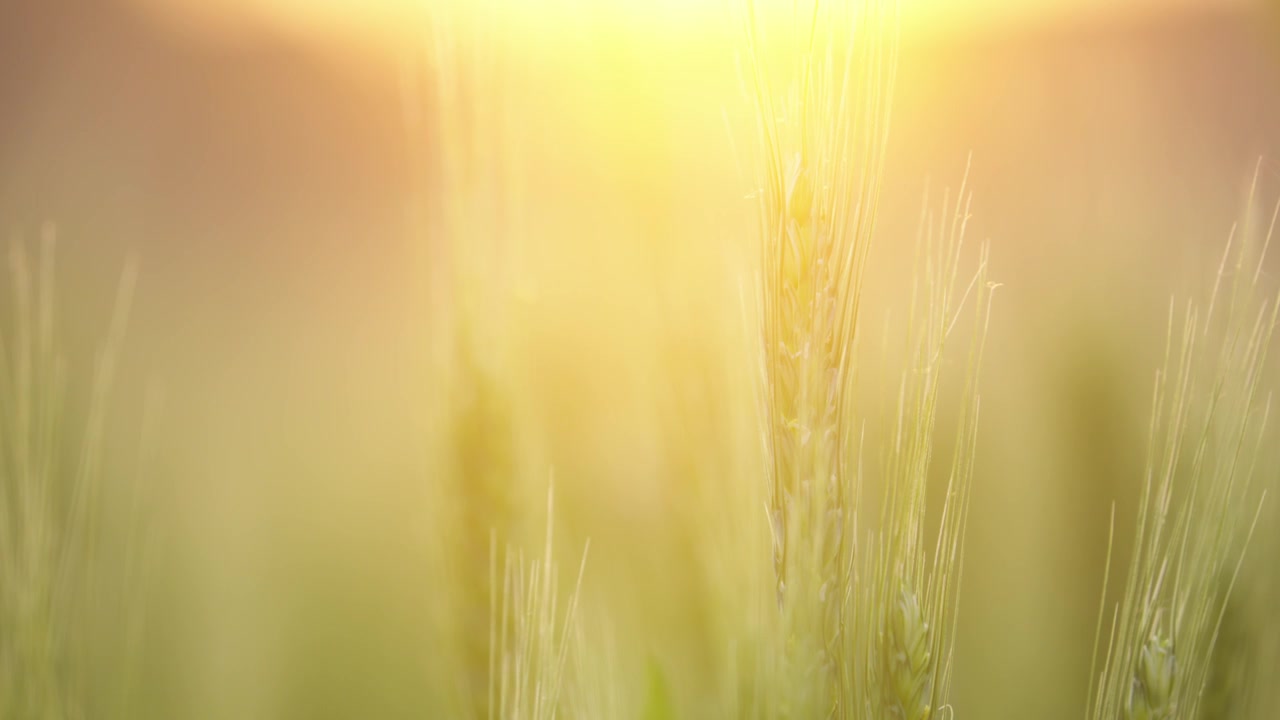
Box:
[3,0,1280,718]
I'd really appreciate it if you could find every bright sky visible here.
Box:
[138,0,1249,48]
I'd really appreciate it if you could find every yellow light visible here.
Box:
[134,0,1246,49]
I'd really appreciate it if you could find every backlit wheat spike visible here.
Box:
[865,173,993,720]
[748,0,896,611]
[882,584,933,720]
[1089,169,1279,720]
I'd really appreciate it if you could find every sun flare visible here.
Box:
[133,0,1242,50]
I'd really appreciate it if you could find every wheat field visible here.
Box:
[2,0,1280,718]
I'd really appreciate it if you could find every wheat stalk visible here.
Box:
[0,230,144,719]
[417,4,537,714]
[489,484,590,720]
[1089,167,1280,720]
[743,4,997,718]
[746,0,896,610]
[863,170,995,720]
[740,1,899,714]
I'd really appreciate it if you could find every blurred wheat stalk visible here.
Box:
[415,3,598,717]
[0,230,148,719]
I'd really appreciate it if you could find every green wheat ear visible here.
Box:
[1088,169,1280,720]
[740,2,909,716]
[1127,613,1176,720]
[883,584,932,720]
